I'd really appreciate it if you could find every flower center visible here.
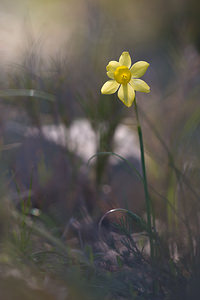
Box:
[114,66,131,84]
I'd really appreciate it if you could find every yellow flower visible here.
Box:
[101,51,150,107]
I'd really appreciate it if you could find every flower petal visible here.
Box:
[119,51,132,68]
[107,71,114,79]
[106,61,121,72]
[101,80,120,94]
[130,79,150,93]
[130,61,149,78]
[117,84,135,107]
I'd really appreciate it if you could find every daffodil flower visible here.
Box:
[101,51,150,107]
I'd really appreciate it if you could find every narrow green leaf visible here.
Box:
[0,89,55,102]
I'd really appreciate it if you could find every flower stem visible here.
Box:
[134,97,154,259]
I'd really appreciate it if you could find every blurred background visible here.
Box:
[0,0,200,299]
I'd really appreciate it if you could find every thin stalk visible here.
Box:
[134,97,154,259]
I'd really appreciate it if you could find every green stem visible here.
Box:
[134,97,154,259]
